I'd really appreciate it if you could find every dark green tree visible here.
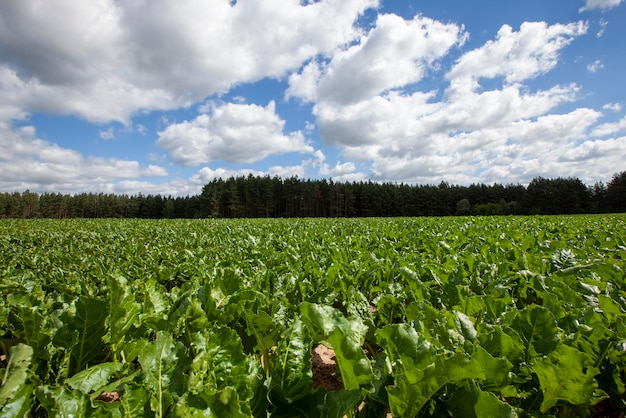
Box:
[606,171,626,212]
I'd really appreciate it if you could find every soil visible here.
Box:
[311,344,343,392]
[95,391,120,402]
[311,344,392,417]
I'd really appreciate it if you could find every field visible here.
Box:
[1,215,626,417]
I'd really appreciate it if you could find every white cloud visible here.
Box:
[0,0,378,124]
[190,164,306,184]
[587,60,604,72]
[156,101,314,166]
[99,127,115,140]
[362,108,603,184]
[603,103,622,112]
[190,167,264,184]
[597,19,608,37]
[267,165,307,179]
[580,0,624,12]
[130,123,148,136]
[287,14,465,104]
[286,62,323,103]
[319,160,357,176]
[446,21,587,97]
[1,2,623,194]
[591,116,626,137]
[143,165,169,177]
[559,136,626,162]
[288,16,618,186]
[104,178,203,197]
[316,82,580,159]
[0,124,168,193]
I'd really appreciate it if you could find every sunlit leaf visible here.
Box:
[533,344,600,413]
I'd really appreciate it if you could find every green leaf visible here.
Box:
[568,310,612,364]
[138,331,179,418]
[107,275,142,352]
[475,390,518,418]
[406,301,471,351]
[245,309,280,355]
[321,389,363,418]
[532,344,600,413]
[510,305,560,360]
[301,303,372,391]
[386,353,485,417]
[188,326,260,415]
[551,249,577,272]
[301,302,342,339]
[454,310,477,342]
[325,330,372,392]
[173,388,249,418]
[67,362,124,395]
[0,381,37,418]
[598,295,623,324]
[375,323,434,372]
[267,319,313,403]
[36,385,91,417]
[473,346,512,391]
[445,389,518,418]
[0,344,33,405]
[118,384,150,417]
[376,323,485,416]
[70,297,109,375]
[478,325,524,364]
[224,290,266,320]
[10,302,51,360]
[0,344,36,417]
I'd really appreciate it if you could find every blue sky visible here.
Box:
[1,0,625,196]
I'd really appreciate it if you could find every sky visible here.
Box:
[1,0,625,196]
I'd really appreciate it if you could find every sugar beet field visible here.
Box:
[1,215,626,417]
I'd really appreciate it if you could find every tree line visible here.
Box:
[0,172,624,219]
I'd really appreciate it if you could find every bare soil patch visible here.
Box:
[95,391,120,402]
[311,344,343,392]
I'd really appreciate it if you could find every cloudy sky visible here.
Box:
[1,0,625,196]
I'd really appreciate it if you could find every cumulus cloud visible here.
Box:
[446,21,587,97]
[591,116,626,137]
[190,167,265,184]
[0,0,378,124]
[1,2,624,194]
[156,101,314,166]
[286,16,621,186]
[580,0,624,12]
[190,164,308,185]
[559,136,626,162]
[0,124,168,193]
[287,14,466,104]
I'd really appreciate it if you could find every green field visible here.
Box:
[1,215,626,417]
